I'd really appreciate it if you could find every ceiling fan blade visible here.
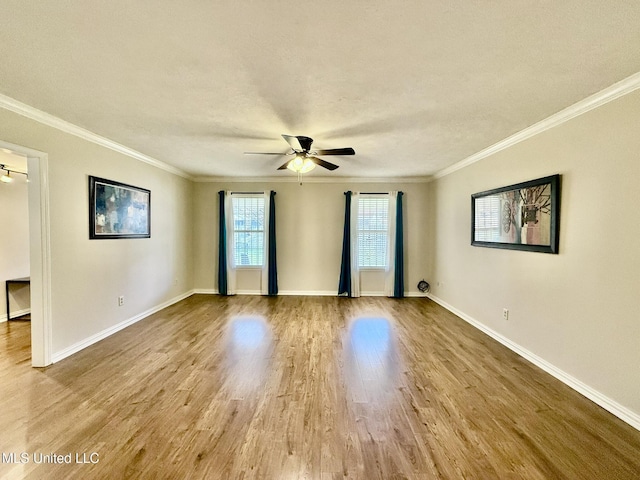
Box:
[314,147,355,156]
[309,156,339,171]
[282,135,314,151]
[282,134,303,151]
[296,136,314,151]
[277,160,292,170]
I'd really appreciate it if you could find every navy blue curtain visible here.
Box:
[338,191,352,296]
[217,191,228,295]
[267,191,278,295]
[393,192,404,298]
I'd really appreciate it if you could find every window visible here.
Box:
[357,196,389,268]
[232,195,265,266]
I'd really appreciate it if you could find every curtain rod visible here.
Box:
[231,191,264,195]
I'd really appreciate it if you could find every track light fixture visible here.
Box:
[0,164,28,184]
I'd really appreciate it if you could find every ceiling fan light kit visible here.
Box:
[244,134,355,183]
[287,155,316,174]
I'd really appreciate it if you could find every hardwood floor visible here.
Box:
[1,295,639,479]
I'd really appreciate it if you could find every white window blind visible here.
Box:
[232,196,265,266]
[357,196,389,268]
[474,196,502,241]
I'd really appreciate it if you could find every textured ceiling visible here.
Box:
[2,1,640,179]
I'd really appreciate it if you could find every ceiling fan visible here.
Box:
[244,134,355,173]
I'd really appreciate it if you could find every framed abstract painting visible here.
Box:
[89,176,150,239]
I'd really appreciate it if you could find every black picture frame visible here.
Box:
[471,174,560,254]
[89,176,151,239]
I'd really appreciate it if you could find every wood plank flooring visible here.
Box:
[1,295,640,479]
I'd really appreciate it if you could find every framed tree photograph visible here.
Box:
[89,176,151,239]
[471,174,560,253]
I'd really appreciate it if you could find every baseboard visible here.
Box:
[193,289,218,295]
[427,293,640,432]
[279,290,338,296]
[51,290,195,363]
[0,308,31,322]
[404,292,428,298]
[358,291,427,297]
[193,289,425,297]
[194,289,338,296]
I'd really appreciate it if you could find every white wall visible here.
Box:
[0,157,30,321]
[0,108,194,356]
[193,180,431,295]
[428,88,640,420]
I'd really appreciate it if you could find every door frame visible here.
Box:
[0,139,52,367]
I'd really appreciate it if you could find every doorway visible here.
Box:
[0,140,51,367]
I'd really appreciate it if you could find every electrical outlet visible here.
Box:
[118,296,125,306]
[503,308,509,320]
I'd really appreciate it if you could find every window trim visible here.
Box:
[231,194,266,268]
[356,194,389,270]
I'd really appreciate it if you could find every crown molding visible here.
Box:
[434,71,640,179]
[193,175,432,184]
[9,69,639,184]
[0,93,192,179]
